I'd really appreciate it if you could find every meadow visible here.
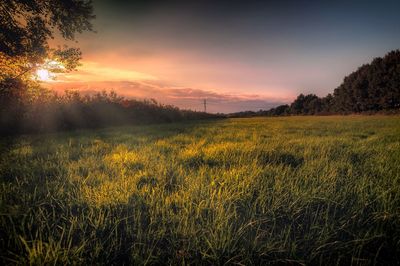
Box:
[1,116,400,265]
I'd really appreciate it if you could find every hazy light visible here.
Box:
[55,61,157,83]
[36,69,52,81]
[48,60,65,70]
[34,60,65,81]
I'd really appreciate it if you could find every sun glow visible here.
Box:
[36,69,52,81]
[34,60,65,81]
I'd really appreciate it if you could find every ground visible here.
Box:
[1,116,400,265]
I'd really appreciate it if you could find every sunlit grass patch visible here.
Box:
[104,145,144,172]
[79,177,137,205]
[9,145,33,157]
[17,237,85,265]
[178,140,206,167]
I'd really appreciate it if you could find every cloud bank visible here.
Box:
[46,79,286,113]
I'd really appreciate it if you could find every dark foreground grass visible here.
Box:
[1,116,400,265]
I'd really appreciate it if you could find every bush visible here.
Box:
[0,86,221,135]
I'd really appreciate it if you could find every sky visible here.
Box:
[47,0,400,113]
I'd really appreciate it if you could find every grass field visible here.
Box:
[1,116,400,265]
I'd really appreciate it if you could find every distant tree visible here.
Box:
[288,93,319,114]
[276,104,290,115]
[305,94,322,114]
[320,93,334,114]
[290,94,305,114]
[244,50,400,117]
[333,50,400,112]
[267,104,290,116]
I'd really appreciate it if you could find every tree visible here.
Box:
[320,93,334,114]
[0,0,95,81]
[257,50,400,117]
[0,0,95,134]
[290,93,306,114]
[333,50,400,112]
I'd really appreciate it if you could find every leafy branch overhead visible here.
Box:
[0,0,95,79]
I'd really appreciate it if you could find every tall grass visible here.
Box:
[1,116,399,265]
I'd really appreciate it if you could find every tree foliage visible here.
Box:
[333,50,400,112]
[243,50,400,117]
[0,0,94,57]
[0,0,96,133]
[0,89,221,135]
[0,0,95,81]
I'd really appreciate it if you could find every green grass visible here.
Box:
[1,116,400,265]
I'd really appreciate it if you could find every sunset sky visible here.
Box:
[48,0,400,113]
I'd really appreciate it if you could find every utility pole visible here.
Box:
[203,99,207,113]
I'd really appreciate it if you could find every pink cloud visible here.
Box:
[45,80,288,113]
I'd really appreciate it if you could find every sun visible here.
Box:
[34,60,65,81]
[36,69,52,81]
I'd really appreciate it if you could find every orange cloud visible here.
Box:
[55,61,157,83]
[45,80,288,113]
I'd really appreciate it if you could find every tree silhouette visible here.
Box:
[333,50,400,112]
[0,0,95,81]
[0,0,95,134]
[258,49,400,116]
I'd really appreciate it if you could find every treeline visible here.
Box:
[0,83,219,135]
[231,49,400,117]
